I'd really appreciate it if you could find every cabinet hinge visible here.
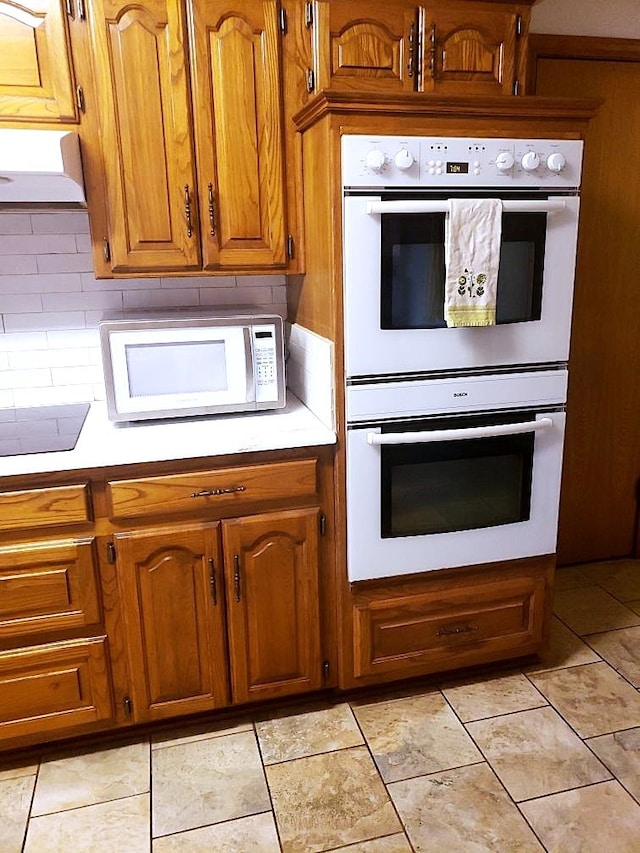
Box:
[106,541,116,564]
[102,239,111,263]
[323,660,330,680]
[65,0,74,18]
[76,0,85,18]
[319,512,327,536]
[279,6,287,34]
[75,85,85,113]
[123,696,133,717]
[306,68,315,93]
[513,79,520,96]
[286,234,295,259]
[304,1,313,27]
[516,13,523,38]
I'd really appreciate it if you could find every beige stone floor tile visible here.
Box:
[442,672,546,721]
[152,729,270,838]
[553,585,640,635]
[0,775,35,853]
[330,835,413,852]
[256,702,363,764]
[23,793,150,853]
[579,559,640,602]
[627,599,640,615]
[554,566,594,591]
[528,662,640,738]
[519,780,640,853]
[31,740,149,816]
[585,626,640,687]
[466,705,611,801]
[152,812,280,852]
[266,746,401,853]
[388,763,544,852]
[151,717,253,749]
[587,727,640,802]
[0,758,39,782]
[352,691,482,782]
[524,617,601,673]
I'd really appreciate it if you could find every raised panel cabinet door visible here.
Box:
[314,0,420,93]
[422,4,518,95]
[86,0,200,271]
[114,522,228,721]
[0,0,76,121]
[222,507,322,704]
[189,0,287,269]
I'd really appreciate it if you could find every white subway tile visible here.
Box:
[0,331,48,352]
[36,253,95,274]
[236,274,285,288]
[199,287,272,307]
[41,291,122,312]
[0,368,51,390]
[0,294,43,313]
[75,234,92,253]
[0,273,82,294]
[0,390,14,408]
[123,289,199,310]
[81,274,159,291]
[47,329,100,348]
[0,352,8,370]
[164,275,236,289]
[9,348,91,369]
[0,214,33,235]
[0,255,38,274]
[0,234,77,255]
[4,312,86,332]
[30,211,90,234]
[51,365,102,386]
[13,385,94,406]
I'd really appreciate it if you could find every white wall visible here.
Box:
[530,0,640,39]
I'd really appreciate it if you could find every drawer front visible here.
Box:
[107,459,318,520]
[0,484,92,532]
[353,572,548,682]
[0,637,113,741]
[0,539,101,642]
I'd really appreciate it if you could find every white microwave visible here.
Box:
[99,311,285,423]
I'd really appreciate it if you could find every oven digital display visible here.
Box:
[446,162,469,174]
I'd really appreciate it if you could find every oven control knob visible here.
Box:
[394,149,414,170]
[521,151,540,171]
[547,152,567,173]
[365,150,386,173]
[495,151,515,171]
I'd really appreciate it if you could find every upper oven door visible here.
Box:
[343,192,580,378]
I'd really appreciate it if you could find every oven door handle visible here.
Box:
[366,199,566,215]
[366,417,554,446]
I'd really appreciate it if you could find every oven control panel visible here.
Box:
[341,136,584,189]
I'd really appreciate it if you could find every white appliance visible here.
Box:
[100,311,285,423]
[0,129,85,203]
[342,135,583,379]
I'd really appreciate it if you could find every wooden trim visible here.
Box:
[526,34,640,93]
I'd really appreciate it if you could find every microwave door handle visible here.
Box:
[366,417,554,446]
[244,326,256,403]
[366,200,566,215]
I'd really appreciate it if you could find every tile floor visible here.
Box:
[2,558,640,852]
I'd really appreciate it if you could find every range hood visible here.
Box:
[0,129,85,204]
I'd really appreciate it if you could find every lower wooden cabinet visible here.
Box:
[113,507,323,721]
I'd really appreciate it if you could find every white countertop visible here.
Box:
[0,395,336,478]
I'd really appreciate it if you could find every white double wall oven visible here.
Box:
[342,135,584,582]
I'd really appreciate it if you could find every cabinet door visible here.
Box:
[222,507,322,703]
[0,0,76,121]
[189,0,287,269]
[114,523,228,721]
[313,0,420,93]
[86,0,200,272]
[422,3,518,95]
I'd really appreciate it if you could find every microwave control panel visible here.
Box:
[252,324,280,403]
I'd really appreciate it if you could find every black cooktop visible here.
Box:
[0,403,91,457]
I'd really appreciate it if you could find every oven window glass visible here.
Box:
[380,211,547,329]
[380,417,535,538]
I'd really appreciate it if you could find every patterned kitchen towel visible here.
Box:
[444,197,502,327]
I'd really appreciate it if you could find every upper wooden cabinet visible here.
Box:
[308,0,531,97]
[83,0,291,274]
[0,0,77,122]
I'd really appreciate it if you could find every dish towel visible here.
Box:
[444,198,502,327]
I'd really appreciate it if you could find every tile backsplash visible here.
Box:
[0,209,287,408]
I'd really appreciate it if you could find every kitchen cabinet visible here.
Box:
[81,0,291,274]
[0,0,77,122]
[307,0,532,96]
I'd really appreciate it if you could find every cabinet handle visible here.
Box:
[123,696,133,716]
[428,21,437,79]
[76,0,85,19]
[407,21,415,78]
[436,624,480,637]
[190,485,246,498]
[209,557,217,605]
[184,184,193,238]
[207,183,216,236]
[234,555,241,602]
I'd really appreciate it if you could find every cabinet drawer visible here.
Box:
[0,539,101,642]
[352,564,549,683]
[0,484,92,532]
[107,459,318,520]
[0,637,113,741]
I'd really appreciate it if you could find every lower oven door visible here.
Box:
[346,408,566,582]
